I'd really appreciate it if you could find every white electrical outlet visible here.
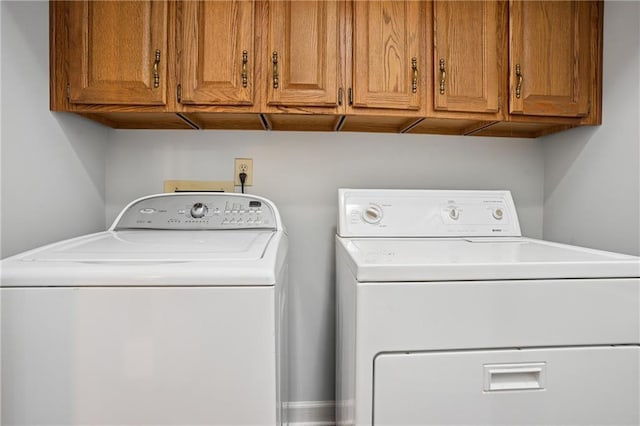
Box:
[234,158,253,186]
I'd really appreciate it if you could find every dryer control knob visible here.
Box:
[449,207,460,220]
[492,208,504,220]
[190,203,208,218]
[362,205,383,224]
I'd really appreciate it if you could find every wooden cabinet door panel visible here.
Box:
[68,1,167,105]
[510,0,592,117]
[178,1,254,106]
[267,0,340,107]
[352,1,422,111]
[433,1,500,113]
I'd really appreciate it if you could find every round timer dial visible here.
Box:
[362,205,383,224]
[190,202,208,219]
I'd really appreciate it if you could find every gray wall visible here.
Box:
[105,130,544,401]
[542,1,640,256]
[1,1,109,258]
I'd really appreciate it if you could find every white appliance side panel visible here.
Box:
[1,287,277,426]
[335,242,358,426]
[373,346,640,426]
[276,262,290,426]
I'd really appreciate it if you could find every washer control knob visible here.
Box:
[449,207,460,220]
[492,208,504,220]
[362,205,383,224]
[190,202,208,218]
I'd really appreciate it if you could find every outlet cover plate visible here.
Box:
[234,158,253,186]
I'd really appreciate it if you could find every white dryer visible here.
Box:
[335,189,640,426]
[1,192,288,426]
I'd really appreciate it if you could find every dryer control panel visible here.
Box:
[338,189,521,237]
[112,193,278,230]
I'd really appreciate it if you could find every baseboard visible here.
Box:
[284,400,336,426]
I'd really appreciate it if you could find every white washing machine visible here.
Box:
[1,192,288,426]
[335,189,640,426]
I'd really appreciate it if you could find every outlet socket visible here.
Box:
[234,158,253,186]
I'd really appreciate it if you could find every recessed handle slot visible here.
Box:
[483,362,546,392]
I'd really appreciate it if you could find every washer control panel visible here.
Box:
[338,189,521,237]
[113,193,277,230]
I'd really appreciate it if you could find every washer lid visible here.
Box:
[2,230,285,287]
[23,230,274,262]
[338,237,640,282]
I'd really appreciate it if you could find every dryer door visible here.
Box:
[373,346,639,425]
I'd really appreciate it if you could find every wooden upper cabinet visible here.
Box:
[50,0,602,135]
[509,0,593,117]
[351,1,422,111]
[67,1,167,105]
[266,0,341,108]
[433,1,501,114]
[177,1,254,106]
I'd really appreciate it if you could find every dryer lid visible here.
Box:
[338,236,640,282]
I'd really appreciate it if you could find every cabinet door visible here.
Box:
[177,1,254,106]
[68,1,167,105]
[266,0,341,107]
[509,1,592,117]
[352,1,422,111]
[433,1,500,114]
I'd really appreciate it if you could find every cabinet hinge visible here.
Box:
[348,88,353,106]
[177,84,182,103]
[338,87,343,106]
[66,84,70,100]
